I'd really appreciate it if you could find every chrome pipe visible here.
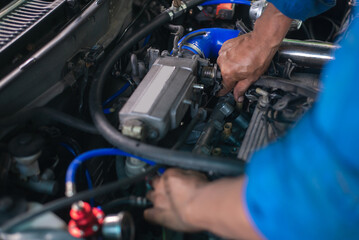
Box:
[278,39,338,68]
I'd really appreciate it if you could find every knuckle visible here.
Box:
[164,168,177,176]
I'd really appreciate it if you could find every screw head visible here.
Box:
[92,225,99,232]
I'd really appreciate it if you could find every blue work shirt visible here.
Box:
[245,1,359,239]
[268,0,336,20]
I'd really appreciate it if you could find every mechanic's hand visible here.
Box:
[216,3,293,102]
[217,32,277,102]
[144,168,208,232]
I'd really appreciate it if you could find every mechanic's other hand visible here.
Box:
[217,32,276,101]
[144,168,208,232]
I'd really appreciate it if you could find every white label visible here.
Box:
[133,65,175,114]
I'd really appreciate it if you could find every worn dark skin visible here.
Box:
[217,3,292,102]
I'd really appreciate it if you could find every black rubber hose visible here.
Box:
[167,24,184,55]
[0,108,98,135]
[116,0,153,45]
[0,166,159,233]
[102,196,151,212]
[89,0,244,176]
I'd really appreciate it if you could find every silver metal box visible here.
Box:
[119,56,198,140]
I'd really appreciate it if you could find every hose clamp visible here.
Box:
[167,2,188,20]
[65,182,76,197]
[167,10,175,20]
[179,2,188,12]
[183,43,206,58]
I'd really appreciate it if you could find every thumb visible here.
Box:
[144,208,166,225]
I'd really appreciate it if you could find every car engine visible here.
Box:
[0,0,353,239]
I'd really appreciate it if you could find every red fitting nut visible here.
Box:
[68,201,104,238]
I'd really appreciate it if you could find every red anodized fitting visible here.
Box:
[68,201,104,238]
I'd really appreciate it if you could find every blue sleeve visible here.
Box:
[245,12,359,240]
[268,0,336,20]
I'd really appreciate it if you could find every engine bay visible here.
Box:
[0,0,353,239]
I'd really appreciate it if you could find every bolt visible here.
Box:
[200,145,211,155]
[72,201,84,211]
[193,84,204,90]
[212,148,222,156]
[219,103,234,117]
[231,147,238,153]
[148,129,158,139]
[183,99,192,105]
[223,122,232,137]
[202,66,215,79]
[92,225,99,232]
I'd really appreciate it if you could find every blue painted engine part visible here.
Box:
[201,0,250,6]
[178,28,241,59]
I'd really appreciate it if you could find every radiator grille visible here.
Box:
[0,0,64,51]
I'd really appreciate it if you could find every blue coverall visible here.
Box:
[244,1,359,239]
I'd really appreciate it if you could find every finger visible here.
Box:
[163,168,185,178]
[144,208,178,230]
[182,170,207,180]
[146,191,171,208]
[151,176,160,189]
[144,208,166,225]
[233,78,254,101]
[217,80,236,96]
[218,38,238,54]
[218,45,231,55]
[216,54,224,70]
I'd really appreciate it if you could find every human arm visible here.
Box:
[144,1,345,238]
[144,32,359,238]
[217,0,337,101]
[144,169,261,239]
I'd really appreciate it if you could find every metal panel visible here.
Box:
[119,57,198,140]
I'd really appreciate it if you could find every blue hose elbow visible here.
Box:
[178,28,241,59]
